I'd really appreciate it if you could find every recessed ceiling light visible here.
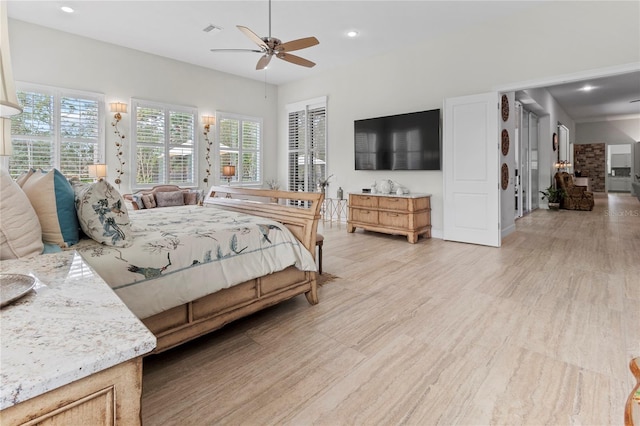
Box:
[60,6,74,13]
[347,31,359,38]
[579,85,595,92]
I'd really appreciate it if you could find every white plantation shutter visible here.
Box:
[288,110,305,192]
[59,96,100,178]
[132,100,196,188]
[216,113,262,185]
[169,111,195,184]
[9,85,104,180]
[286,97,327,202]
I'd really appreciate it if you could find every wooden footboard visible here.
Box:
[143,187,323,354]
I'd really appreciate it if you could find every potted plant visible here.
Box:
[540,185,565,209]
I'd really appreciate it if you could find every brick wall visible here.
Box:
[574,143,606,192]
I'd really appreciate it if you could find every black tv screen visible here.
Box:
[354,109,441,170]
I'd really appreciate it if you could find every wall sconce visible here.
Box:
[110,102,127,186]
[88,163,107,181]
[1,2,23,118]
[202,115,216,185]
[222,164,236,185]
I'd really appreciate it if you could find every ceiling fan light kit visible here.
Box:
[210,0,319,71]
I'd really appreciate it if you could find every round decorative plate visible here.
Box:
[501,94,509,122]
[1,274,36,308]
[501,129,510,156]
[501,163,509,190]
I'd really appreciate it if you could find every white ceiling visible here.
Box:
[7,1,640,122]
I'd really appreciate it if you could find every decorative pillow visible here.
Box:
[0,168,44,260]
[156,190,184,207]
[20,168,79,247]
[15,168,36,187]
[131,194,145,209]
[183,191,197,205]
[141,194,156,209]
[75,180,133,247]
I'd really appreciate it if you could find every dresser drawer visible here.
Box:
[378,196,408,211]
[379,211,409,228]
[350,194,378,208]
[352,208,378,224]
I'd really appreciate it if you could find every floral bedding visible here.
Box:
[74,205,316,319]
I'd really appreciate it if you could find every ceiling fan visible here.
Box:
[210,0,319,71]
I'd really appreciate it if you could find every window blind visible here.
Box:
[216,113,262,185]
[132,100,196,188]
[286,97,327,203]
[9,87,103,180]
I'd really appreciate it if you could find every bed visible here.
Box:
[76,185,323,353]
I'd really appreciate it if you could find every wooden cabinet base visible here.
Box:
[347,194,431,243]
[0,358,143,426]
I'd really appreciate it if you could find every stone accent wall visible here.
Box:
[574,143,606,192]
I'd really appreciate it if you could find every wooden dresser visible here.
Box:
[347,193,431,243]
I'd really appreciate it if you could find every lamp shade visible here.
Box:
[0,118,12,156]
[222,165,236,177]
[88,164,107,179]
[109,102,127,114]
[202,115,216,126]
[0,2,23,118]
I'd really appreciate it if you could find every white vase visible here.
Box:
[378,180,392,194]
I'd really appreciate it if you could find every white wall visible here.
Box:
[277,1,640,235]
[9,19,278,194]
[576,118,640,145]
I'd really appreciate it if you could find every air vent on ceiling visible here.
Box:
[203,24,222,33]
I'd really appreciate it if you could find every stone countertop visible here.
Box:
[348,192,432,199]
[0,251,156,410]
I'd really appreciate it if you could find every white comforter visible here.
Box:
[74,205,316,319]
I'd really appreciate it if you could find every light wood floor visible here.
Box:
[142,193,640,425]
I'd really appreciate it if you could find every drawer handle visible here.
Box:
[388,213,399,217]
[362,211,369,214]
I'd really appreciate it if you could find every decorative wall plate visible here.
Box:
[501,94,509,122]
[501,163,509,190]
[501,129,510,156]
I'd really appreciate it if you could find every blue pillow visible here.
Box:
[20,168,80,247]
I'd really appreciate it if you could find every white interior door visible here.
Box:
[443,92,500,247]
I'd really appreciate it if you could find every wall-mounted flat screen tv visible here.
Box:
[354,108,441,170]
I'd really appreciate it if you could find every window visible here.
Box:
[287,97,327,196]
[132,99,196,188]
[9,84,104,180]
[216,112,262,185]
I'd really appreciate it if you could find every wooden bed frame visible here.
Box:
[141,186,324,354]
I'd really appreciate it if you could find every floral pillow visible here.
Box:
[74,180,133,247]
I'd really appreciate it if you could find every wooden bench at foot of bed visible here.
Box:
[143,186,323,354]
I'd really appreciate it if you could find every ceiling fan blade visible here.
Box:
[278,37,319,53]
[256,54,273,70]
[276,52,316,68]
[237,25,268,50]
[210,48,263,53]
